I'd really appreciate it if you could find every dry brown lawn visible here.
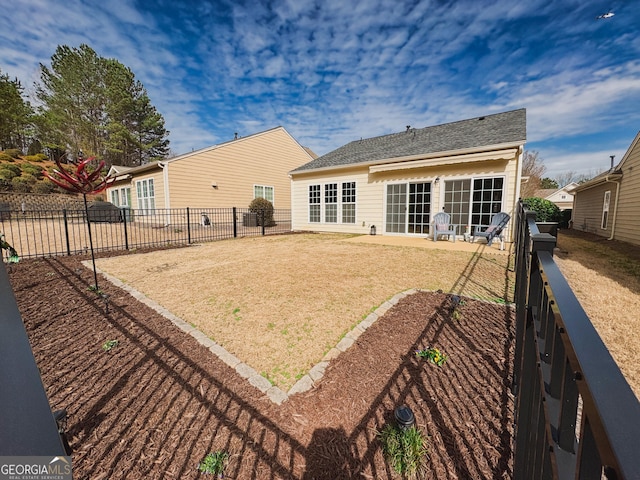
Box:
[95,233,513,390]
[555,229,640,398]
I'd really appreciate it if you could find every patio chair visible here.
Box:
[472,212,510,250]
[432,211,456,242]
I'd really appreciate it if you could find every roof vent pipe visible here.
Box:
[234,132,238,140]
[406,125,411,132]
[610,155,615,170]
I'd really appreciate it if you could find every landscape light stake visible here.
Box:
[43,154,113,291]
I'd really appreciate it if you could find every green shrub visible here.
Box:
[21,163,43,178]
[0,153,12,162]
[523,197,561,222]
[11,176,31,193]
[248,197,276,227]
[0,179,11,191]
[24,153,48,163]
[4,148,22,159]
[0,168,18,181]
[0,163,22,176]
[19,173,37,185]
[32,181,56,194]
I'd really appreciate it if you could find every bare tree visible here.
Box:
[521,150,546,198]
[555,170,602,187]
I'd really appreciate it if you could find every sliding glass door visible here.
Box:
[385,182,431,234]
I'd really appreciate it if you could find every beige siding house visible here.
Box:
[533,183,577,211]
[570,130,640,245]
[290,109,526,240]
[106,126,313,212]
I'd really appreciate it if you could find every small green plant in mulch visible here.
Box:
[379,424,428,478]
[102,339,119,352]
[198,450,229,477]
[416,347,448,366]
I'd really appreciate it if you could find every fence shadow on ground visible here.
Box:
[12,245,515,478]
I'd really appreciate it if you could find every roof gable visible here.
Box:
[292,109,526,173]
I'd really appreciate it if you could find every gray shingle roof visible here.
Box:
[292,108,526,173]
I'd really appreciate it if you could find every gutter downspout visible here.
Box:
[606,175,621,241]
[511,145,524,243]
[158,162,171,225]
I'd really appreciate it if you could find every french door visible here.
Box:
[385,182,431,234]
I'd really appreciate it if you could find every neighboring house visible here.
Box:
[570,130,640,245]
[106,127,314,212]
[289,109,526,240]
[533,183,577,211]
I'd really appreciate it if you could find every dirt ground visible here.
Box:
[10,255,515,479]
[555,229,640,398]
[92,233,513,390]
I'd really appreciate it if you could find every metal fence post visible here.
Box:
[233,207,237,238]
[187,207,191,244]
[123,209,129,250]
[63,209,71,256]
[261,209,265,236]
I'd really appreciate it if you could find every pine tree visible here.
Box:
[0,69,34,151]
[35,44,169,166]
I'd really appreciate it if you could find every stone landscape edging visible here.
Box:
[88,261,417,405]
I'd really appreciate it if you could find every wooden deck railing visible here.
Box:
[512,200,640,479]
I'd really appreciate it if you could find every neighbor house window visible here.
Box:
[309,185,320,222]
[136,178,155,214]
[342,181,356,223]
[254,185,274,203]
[110,187,131,207]
[602,190,611,229]
[325,183,337,223]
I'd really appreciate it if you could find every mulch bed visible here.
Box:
[9,254,515,479]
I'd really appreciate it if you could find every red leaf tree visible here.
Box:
[44,156,114,290]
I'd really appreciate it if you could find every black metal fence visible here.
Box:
[512,200,640,479]
[0,207,291,259]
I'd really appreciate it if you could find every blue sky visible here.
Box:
[1,0,639,180]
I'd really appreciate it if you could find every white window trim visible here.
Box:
[308,181,357,224]
[602,190,611,230]
[254,184,275,204]
[135,178,155,214]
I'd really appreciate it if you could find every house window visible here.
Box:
[309,185,321,223]
[342,181,356,224]
[136,178,155,214]
[602,190,611,229]
[325,183,337,223]
[254,185,274,203]
[110,187,131,207]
